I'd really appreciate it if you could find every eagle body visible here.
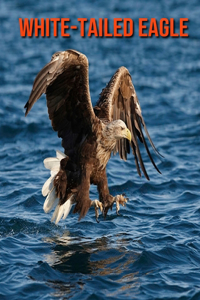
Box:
[54,119,130,219]
[25,49,161,224]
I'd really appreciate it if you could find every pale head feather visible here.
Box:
[103,120,131,141]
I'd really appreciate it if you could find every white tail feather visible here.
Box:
[51,205,60,223]
[63,198,73,219]
[43,187,59,213]
[42,174,56,196]
[51,197,73,224]
[42,150,73,224]
[50,170,58,177]
[55,205,65,224]
[56,150,66,160]
[43,157,60,172]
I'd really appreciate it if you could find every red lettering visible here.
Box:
[170,18,179,37]
[88,18,98,37]
[148,18,159,37]
[19,18,34,37]
[139,18,148,37]
[46,18,50,37]
[180,18,189,37]
[50,18,60,37]
[160,18,169,37]
[99,18,103,37]
[124,18,134,37]
[78,18,87,37]
[35,18,45,37]
[61,18,70,37]
[114,18,123,37]
[104,19,113,37]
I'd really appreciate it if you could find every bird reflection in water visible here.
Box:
[42,231,140,298]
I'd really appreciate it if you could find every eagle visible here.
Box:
[25,49,161,224]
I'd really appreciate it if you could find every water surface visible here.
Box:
[0,0,200,299]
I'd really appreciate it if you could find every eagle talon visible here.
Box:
[114,194,127,215]
[96,214,100,223]
[91,200,103,222]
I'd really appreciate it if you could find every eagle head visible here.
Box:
[103,120,131,142]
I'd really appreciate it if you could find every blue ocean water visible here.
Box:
[0,0,200,299]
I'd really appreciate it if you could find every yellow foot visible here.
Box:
[114,194,127,215]
[91,200,103,222]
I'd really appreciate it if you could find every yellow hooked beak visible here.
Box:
[125,128,132,142]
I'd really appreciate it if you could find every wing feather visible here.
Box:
[25,50,95,156]
[95,66,161,179]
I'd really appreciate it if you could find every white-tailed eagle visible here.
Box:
[25,49,161,224]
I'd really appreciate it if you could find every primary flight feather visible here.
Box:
[25,49,161,223]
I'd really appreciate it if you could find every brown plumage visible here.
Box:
[25,49,161,223]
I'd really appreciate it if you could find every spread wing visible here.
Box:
[94,66,161,180]
[25,50,95,156]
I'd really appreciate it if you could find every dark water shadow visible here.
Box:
[44,231,139,273]
[32,231,141,299]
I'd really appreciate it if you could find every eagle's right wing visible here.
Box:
[25,49,96,156]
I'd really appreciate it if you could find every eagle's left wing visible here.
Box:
[94,67,162,180]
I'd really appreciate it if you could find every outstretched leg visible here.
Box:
[73,166,104,222]
[73,165,92,220]
[97,170,127,217]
